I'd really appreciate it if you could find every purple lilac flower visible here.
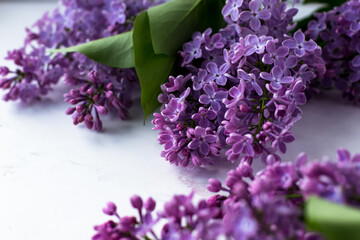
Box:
[153,0,325,168]
[94,149,360,239]
[0,0,162,130]
[306,0,360,103]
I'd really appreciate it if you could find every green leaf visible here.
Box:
[133,11,176,122]
[305,197,360,240]
[147,0,225,56]
[51,31,135,68]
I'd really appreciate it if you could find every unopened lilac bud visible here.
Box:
[102,202,117,216]
[69,89,80,97]
[262,121,273,131]
[176,123,184,131]
[87,88,95,95]
[105,91,113,99]
[77,115,84,123]
[144,197,156,212]
[76,104,85,113]
[0,67,10,76]
[95,105,108,115]
[266,154,281,165]
[93,94,100,103]
[65,107,76,115]
[69,99,79,105]
[207,178,222,192]
[239,103,249,112]
[88,70,98,82]
[106,83,114,90]
[94,119,103,131]
[237,162,253,178]
[80,85,89,93]
[130,195,143,210]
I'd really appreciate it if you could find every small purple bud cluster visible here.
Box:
[306,0,360,103]
[93,148,360,240]
[0,0,161,130]
[153,0,325,167]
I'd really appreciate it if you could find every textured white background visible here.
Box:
[0,2,359,240]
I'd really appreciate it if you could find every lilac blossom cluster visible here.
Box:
[93,148,360,240]
[0,0,161,130]
[305,0,360,103]
[153,0,325,167]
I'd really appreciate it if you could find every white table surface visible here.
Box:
[0,2,359,240]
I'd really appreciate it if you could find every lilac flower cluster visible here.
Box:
[0,0,160,130]
[93,148,360,240]
[305,0,360,103]
[153,0,325,167]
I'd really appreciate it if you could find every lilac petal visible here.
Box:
[229,86,240,98]
[262,53,274,65]
[244,46,256,56]
[203,83,215,96]
[167,99,178,111]
[204,135,217,143]
[199,95,211,105]
[303,40,317,51]
[183,43,193,52]
[279,141,287,153]
[272,66,283,79]
[214,90,228,100]
[260,72,273,81]
[294,93,306,105]
[253,82,263,95]
[292,80,304,93]
[239,11,252,21]
[250,17,261,31]
[283,39,297,49]
[188,139,200,149]
[352,55,360,67]
[349,72,360,83]
[216,76,227,86]
[206,62,218,74]
[337,148,351,162]
[206,110,217,120]
[200,142,210,155]
[194,127,206,137]
[266,41,276,53]
[249,0,260,12]
[193,37,201,49]
[294,48,305,57]
[164,141,173,151]
[211,101,221,112]
[230,8,240,21]
[221,4,233,16]
[238,70,251,80]
[232,142,245,154]
[276,46,289,57]
[280,76,294,84]
[244,144,255,156]
[257,9,271,20]
[271,81,282,90]
[219,63,229,74]
[285,55,298,68]
[294,30,305,44]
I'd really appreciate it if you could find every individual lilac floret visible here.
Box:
[94,149,360,239]
[305,0,360,103]
[283,30,317,57]
[238,0,271,31]
[222,0,244,22]
[153,0,325,168]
